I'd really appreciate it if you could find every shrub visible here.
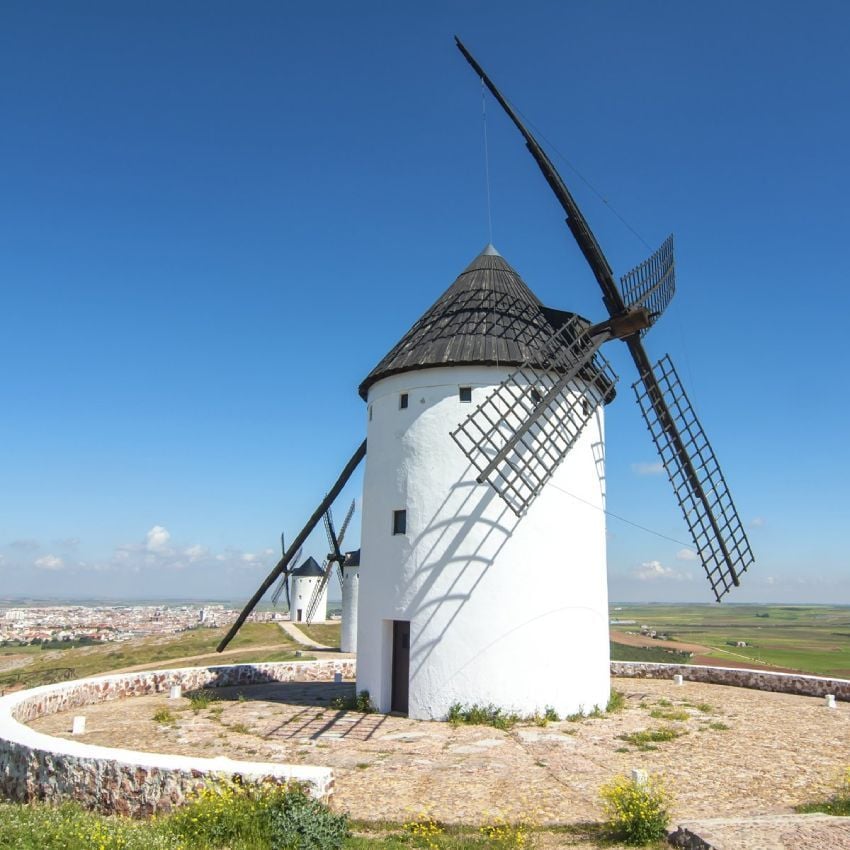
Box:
[445,702,519,730]
[543,705,560,722]
[600,772,671,845]
[330,689,375,712]
[404,813,444,849]
[606,689,627,713]
[166,778,349,850]
[189,689,219,711]
[153,708,176,726]
[265,784,349,850]
[479,816,531,848]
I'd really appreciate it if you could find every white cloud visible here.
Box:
[184,544,208,562]
[631,462,664,476]
[634,560,673,580]
[34,554,64,571]
[749,516,766,528]
[145,526,171,553]
[240,553,257,563]
[632,559,694,582]
[676,548,698,561]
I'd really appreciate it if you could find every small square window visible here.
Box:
[399,393,409,409]
[392,509,407,535]
[459,386,472,403]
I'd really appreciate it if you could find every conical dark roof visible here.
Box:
[359,245,580,399]
[291,556,324,578]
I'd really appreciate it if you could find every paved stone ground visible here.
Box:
[29,677,850,840]
[673,813,850,849]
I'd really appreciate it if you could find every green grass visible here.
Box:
[0,799,677,850]
[609,641,692,664]
[649,708,689,721]
[447,702,520,730]
[609,604,850,677]
[295,623,341,648]
[0,622,296,690]
[618,726,683,751]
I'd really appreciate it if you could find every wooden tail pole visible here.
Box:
[216,439,367,653]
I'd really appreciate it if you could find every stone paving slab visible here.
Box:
[672,813,850,849]
[29,677,850,828]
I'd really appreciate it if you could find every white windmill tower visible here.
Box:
[340,549,360,653]
[217,39,753,720]
[289,557,328,624]
[355,245,615,718]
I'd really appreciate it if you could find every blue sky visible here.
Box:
[1,1,848,603]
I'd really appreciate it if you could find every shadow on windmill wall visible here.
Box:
[403,464,519,682]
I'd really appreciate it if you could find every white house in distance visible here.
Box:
[355,245,612,720]
[289,556,328,624]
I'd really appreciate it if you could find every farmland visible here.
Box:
[609,604,850,677]
[0,622,301,692]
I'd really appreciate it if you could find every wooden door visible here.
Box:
[391,620,410,714]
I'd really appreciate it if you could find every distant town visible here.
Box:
[0,604,289,647]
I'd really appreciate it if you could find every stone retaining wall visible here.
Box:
[0,660,354,815]
[3,658,847,817]
[612,661,850,700]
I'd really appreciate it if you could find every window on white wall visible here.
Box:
[399,393,409,409]
[459,386,472,403]
[392,509,407,535]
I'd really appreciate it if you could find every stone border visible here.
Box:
[0,659,354,815]
[2,658,847,817]
[612,661,850,700]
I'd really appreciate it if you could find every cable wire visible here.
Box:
[549,481,696,552]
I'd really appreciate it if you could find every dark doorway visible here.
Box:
[391,620,410,714]
[296,609,303,622]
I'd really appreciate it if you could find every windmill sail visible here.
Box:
[455,37,754,600]
[306,498,357,624]
[634,356,754,600]
[216,439,366,652]
[451,316,616,516]
[619,235,676,334]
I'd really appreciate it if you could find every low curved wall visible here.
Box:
[2,658,846,817]
[612,661,850,700]
[0,659,355,815]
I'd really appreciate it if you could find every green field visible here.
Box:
[296,622,341,648]
[610,604,850,677]
[0,622,300,690]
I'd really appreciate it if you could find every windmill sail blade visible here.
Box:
[271,573,288,607]
[619,235,675,334]
[271,545,301,607]
[451,316,617,516]
[337,499,356,548]
[323,507,335,551]
[216,438,367,652]
[305,566,331,624]
[633,355,754,601]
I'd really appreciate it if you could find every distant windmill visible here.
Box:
[303,499,356,625]
[270,534,301,611]
[218,38,754,721]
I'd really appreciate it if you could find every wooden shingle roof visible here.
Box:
[359,245,582,400]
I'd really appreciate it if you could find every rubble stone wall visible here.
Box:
[612,661,850,700]
[0,660,354,815]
